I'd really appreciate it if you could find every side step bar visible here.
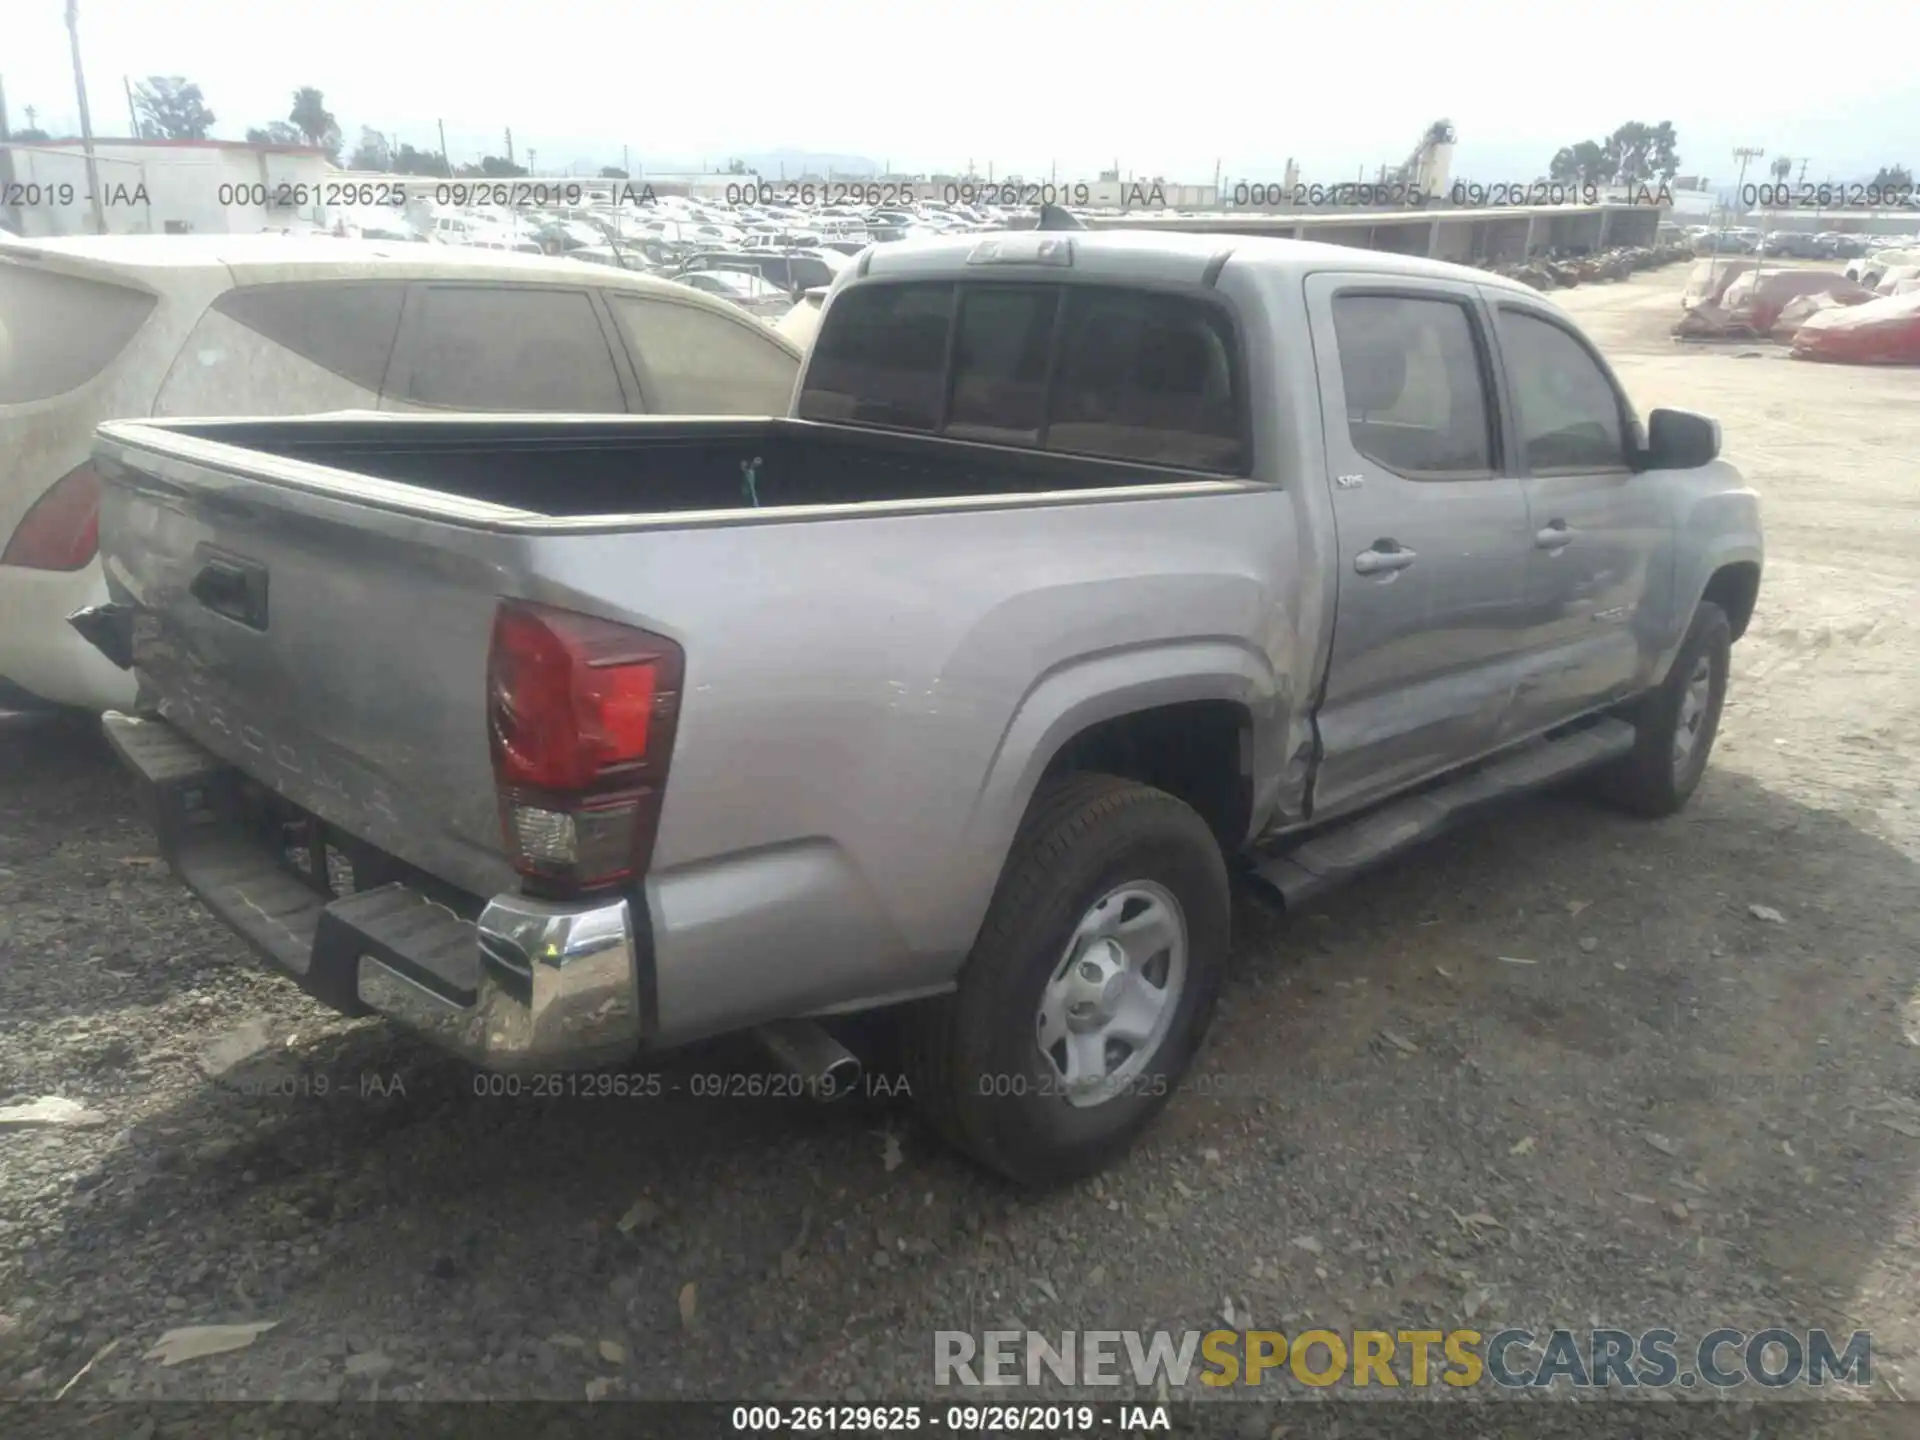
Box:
[1248,719,1637,910]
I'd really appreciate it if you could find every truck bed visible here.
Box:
[135,414,1214,519]
[88,412,1284,1043]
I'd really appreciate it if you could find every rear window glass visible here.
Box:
[797,282,953,431]
[798,280,1246,473]
[1046,289,1243,472]
[0,261,158,404]
[946,288,1058,445]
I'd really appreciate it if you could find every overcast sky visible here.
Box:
[6,0,1916,184]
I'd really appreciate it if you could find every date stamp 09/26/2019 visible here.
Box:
[1228,180,1677,209]
[223,1065,1300,1105]
[2,175,1691,216]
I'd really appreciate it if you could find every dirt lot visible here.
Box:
[2,265,1918,1433]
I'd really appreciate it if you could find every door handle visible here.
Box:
[1535,522,1577,550]
[1353,543,1416,576]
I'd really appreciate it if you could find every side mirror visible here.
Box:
[1642,408,1720,470]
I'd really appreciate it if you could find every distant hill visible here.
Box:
[733,150,883,179]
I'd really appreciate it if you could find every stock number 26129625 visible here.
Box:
[724,181,919,206]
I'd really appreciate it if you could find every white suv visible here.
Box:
[0,235,803,713]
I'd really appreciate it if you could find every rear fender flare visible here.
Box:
[930,640,1282,957]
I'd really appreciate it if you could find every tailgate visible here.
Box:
[91,420,533,900]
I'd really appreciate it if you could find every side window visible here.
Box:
[789,257,835,290]
[392,285,626,412]
[210,282,404,392]
[155,282,405,417]
[1496,309,1628,470]
[946,287,1059,445]
[1329,294,1493,477]
[0,263,156,404]
[797,282,954,431]
[609,295,799,415]
[1045,289,1244,473]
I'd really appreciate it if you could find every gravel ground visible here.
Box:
[2,269,1917,1436]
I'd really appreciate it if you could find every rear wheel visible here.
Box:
[1599,601,1731,818]
[904,774,1230,1187]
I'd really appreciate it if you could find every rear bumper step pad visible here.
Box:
[103,710,644,1071]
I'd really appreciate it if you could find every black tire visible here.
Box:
[1600,601,1731,818]
[902,773,1230,1188]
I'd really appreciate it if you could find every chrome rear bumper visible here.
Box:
[357,891,642,1070]
[102,710,644,1071]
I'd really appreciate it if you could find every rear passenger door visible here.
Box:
[1303,275,1534,818]
[379,283,634,413]
[1485,297,1671,737]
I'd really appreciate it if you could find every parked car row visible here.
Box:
[327,190,1025,321]
[1844,246,1920,288]
[0,235,803,714]
[1686,225,1899,260]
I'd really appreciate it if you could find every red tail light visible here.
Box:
[487,599,684,892]
[2,464,103,571]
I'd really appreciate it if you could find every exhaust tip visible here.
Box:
[754,1019,864,1103]
[813,1053,863,1103]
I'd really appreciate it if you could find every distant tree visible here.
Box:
[391,143,449,177]
[598,165,629,179]
[246,121,304,145]
[1770,156,1793,183]
[1549,122,1680,187]
[132,76,216,140]
[347,127,391,171]
[1870,164,1913,189]
[725,158,748,175]
[1646,121,1680,182]
[1549,140,1609,185]
[12,127,51,142]
[288,87,341,161]
[454,155,527,178]
[1602,122,1661,185]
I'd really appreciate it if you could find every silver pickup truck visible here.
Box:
[76,231,1762,1186]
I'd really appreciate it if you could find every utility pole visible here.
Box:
[526,148,536,176]
[436,119,449,176]
[123,75,140,138]
[0,76,16,237]
[504,127,514,165]
[622,143,628,176]
[65,0,108,234]
[1716,146,1765,291]
[1796,157,1809,185]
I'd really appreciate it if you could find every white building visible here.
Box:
[0,138,334,238]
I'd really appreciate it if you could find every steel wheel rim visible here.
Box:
[1672,654,1714,777]
[1036,880,1188,1109]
